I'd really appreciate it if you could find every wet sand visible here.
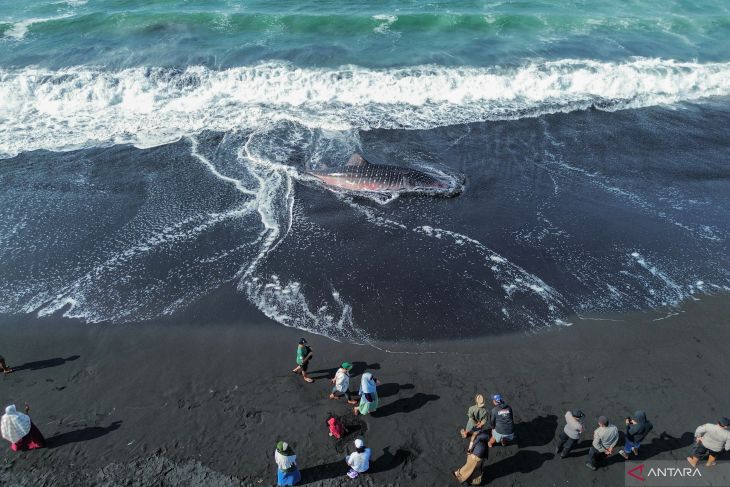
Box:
[1,289,729,486]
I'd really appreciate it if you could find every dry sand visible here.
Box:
[1,291,729,486]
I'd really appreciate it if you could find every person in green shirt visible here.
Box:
[292,338,314,383]
[460,394,489,438]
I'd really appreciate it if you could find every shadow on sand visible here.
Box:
[377,383,414,399]
[300,446,412,484]
[300,460,347,484]
[515,414,558,448]
[13,355,80,372]
[487,450,554,482]
[308,362,381,380]
[371,393,440,418]
[48,420,122,448]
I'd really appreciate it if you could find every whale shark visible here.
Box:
[309,154,460,195]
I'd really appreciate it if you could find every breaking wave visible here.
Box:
[2,58,730,157]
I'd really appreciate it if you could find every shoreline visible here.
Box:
[2,293,730,485]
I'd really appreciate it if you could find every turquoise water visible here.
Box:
[1,1,730,340]
[1,0,730,69]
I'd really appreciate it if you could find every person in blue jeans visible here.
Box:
[619,410,653,459]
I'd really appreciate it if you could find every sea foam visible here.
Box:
[2,58,730,158]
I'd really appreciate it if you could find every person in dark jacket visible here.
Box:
[454,428,490,485]
[488,394,515,447]
[619,410,653,459]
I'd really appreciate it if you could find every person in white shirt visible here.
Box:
[345,438,372,478]
[687,417,730,467]
[329,362,357,404]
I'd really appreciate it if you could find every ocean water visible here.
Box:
[1,1,729,342]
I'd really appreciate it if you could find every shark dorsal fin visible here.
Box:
[346,153,369,167]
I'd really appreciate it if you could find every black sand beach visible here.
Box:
[2,289,729,486]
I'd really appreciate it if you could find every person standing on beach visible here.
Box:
[0,355,12,374]
[354,372,380,416]
[1,404,46,451]
[329,362,357,404]
[619,410,653,459]
[488,394,515,447]
[687,417,730,467]
[345,438,371,479]
[556,410,585,458]
[292,338,314,383]
[585,416,618,471]
[460,394,489,438]
[454,427,489,485]
[274,441,301,486]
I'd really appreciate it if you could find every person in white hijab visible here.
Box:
[1,404,46,451]
[354,372,380,416]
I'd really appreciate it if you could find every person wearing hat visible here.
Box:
[585,416,618,471]
[345,438,371,478]
[460,394,489,439]
[619,410,653,459]
[330,362,357,404]
[687,417,730,467]
[556,410,585,458]
[274,441,301,486]
[292,338,314,383]
[488,394,515,447]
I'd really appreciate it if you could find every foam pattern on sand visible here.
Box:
[1,111,729,341]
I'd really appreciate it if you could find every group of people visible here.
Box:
[452,392,730,485]
[288,340,730,487]
[3,343,730,486]
[277,338,381,485]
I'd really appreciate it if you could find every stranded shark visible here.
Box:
[309,154,461,196]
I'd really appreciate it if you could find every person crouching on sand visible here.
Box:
[556,410,585,458]
[330,362,357,404]
[0,354,12,374]
[488,394,515,447]
[585,416,618,471]
[619,410,653,459]
[354,372,380,416]
[345,438,371,479]
[460,394,489,438]
[454,427,489,485]
[1,404,46,451]
[687,417,730,467]
[292,338,314,383]
[274,441,301,486]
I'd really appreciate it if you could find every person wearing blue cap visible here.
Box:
[488,394,515,447]
[292,338,314,383]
